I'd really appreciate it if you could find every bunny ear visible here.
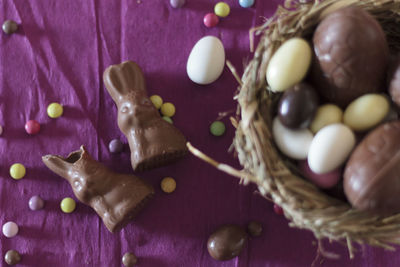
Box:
[42,154,72,181]
[103,60,147,103]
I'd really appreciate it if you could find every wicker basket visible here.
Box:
[188,0,400,258]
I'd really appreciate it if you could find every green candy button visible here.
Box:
[210,121,226,136]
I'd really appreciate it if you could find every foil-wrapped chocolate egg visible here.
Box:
[311,7,389,107]
[344,121,400,214]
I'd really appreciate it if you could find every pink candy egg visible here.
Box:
[203,13,219,28]
[298,160,341,189]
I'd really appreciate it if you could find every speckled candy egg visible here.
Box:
[311,7,389,107]
[277,83,319,129]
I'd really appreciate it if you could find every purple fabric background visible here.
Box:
[0,0,398,266]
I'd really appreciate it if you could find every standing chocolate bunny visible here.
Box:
[103,61,187,171]
[42,146,154,233]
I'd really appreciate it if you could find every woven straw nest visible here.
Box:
[188,0,400,259]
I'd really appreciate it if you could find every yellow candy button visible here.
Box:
[161,177,176,193]
[150,95,163,109]
[214,2,230,17]
[47,103,63,118]
[10,163,26,180]
[60,197,76,213]
[161,102,176,117]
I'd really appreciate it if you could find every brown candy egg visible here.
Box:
[277,83,319,129]
[311,6,389,107]
[207,224,248,261]
[344,121,400,214]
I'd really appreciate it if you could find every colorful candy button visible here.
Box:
[25,120,40,135]
[273,204,284,215]
[239,0,255,8]
[203,13,219,28]
[47,102,64,118]
[210,121,226,136]
[162,116,173,124]
[214,2,230,17]
[170,0,185,8]
[9,163,26,180]
[109,139,123,153]
[2,221,19,238]
[150,95,163,109]
[0,125,3,136]
[2,20,18,35]
[122,252,138,267]
[60,197,76,213]
[161,102,176,117]
[29,195,45,211]
[161,177,176,193]
[4,250,21,266]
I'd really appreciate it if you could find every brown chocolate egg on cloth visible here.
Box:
[311,6,389,107]
[277,83,319,129]
[207,224,248,261]
[344,121,400,214]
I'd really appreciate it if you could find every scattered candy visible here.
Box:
[187,36,225,85]
[0,125,3,136]
[161,177,176,193]
[203,13,219,28]
[207,224,248,261]
[247,221,262,237]
[150,95,163,109]
[2,221,19,238]
[210,121,226,136]
[47,102,64,118]
[9,163,26,180]
[266,38,312,92]
[29,195,45,211]
[310,104,343,134]
[239,0,254,8]
[273,204,284,215]
[122,252,138,267]
[60,197,76,213]
[214,2,230,18]
[343,94,389,132]
[170,0,185,8]
[4,250,21,266]
[162,116,173,124]
[160,102,176,117]
[308,124,355,174]
[25,119,40,135]
[277,83,319,129]
[2,20,18,35]
[272,117,313,160]
[109,139,123,153]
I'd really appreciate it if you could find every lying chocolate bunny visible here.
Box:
[103,60,187,171]
[42,146,154,233]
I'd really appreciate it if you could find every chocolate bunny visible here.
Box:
[103,60,187,171]
[42,146,154,233]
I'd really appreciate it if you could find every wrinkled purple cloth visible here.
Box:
[0,0,398,266]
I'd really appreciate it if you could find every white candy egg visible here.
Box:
[186,36,225,85]
[272,117,313,160]
[308,123,355,174]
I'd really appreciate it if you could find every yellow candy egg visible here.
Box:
[310,104,343,134]
[161,102,176,117]
[9,163,26,180]
[47,103,63,118]
[150,95,163,109]
[343,94,389,132]
[214,2,230,17]
[266,38,312,92]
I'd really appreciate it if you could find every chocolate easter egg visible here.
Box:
[344,121,400,214]
[311,7,389,107]
[388,55,400,107]
[207,224,248,261]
